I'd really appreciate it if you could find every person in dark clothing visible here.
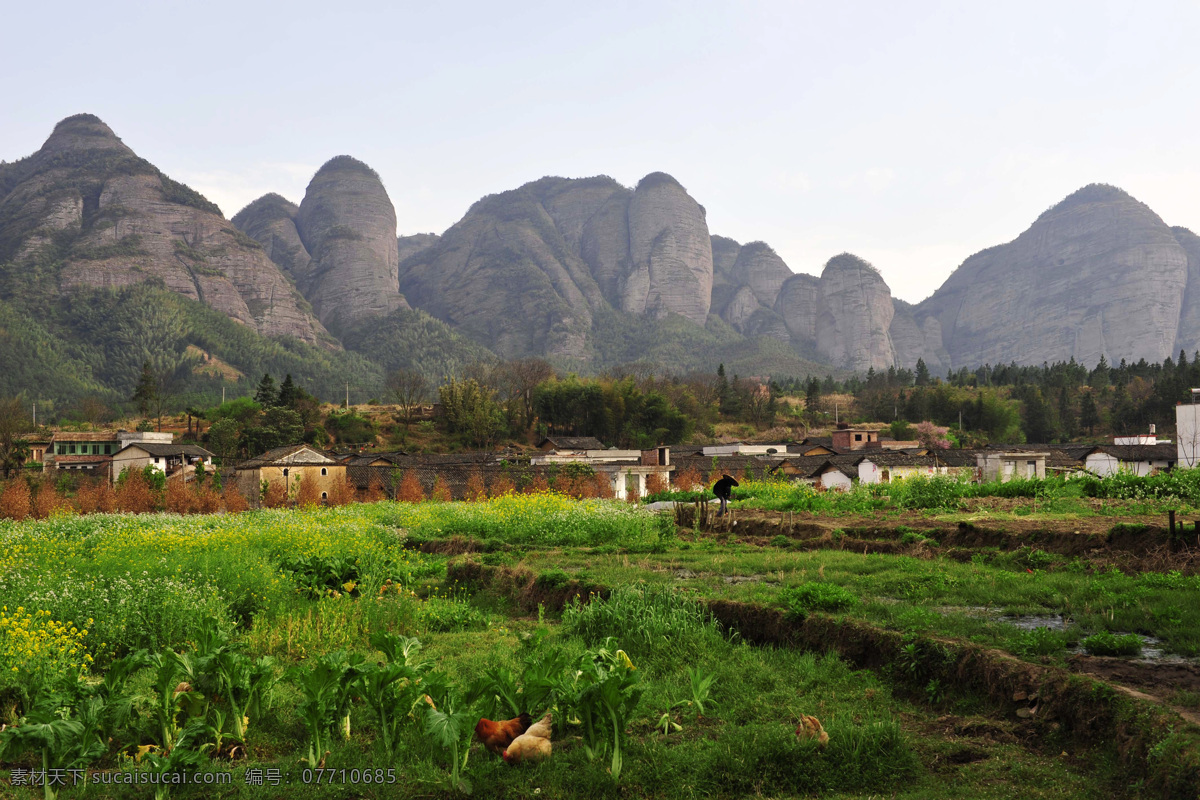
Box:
[713,474,739,516]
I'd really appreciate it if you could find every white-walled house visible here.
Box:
[977,451,1048,482]
[856,454,960,484]
[111,442,214,482]
[1078,444,1176,477]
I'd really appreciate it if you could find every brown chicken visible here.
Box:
[475,712,532,755]
[794,714,829,749]
[503,713,552,764]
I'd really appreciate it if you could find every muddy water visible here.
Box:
[933,605,1194,664]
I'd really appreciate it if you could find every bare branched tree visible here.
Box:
[386,368,430,428]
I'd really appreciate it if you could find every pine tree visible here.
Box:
[278,374,298,408]
[254,373,278,407]
[131,361,158,418]
[915,358,930,386]
[715,364,729,416]
[1079,390,1099,436]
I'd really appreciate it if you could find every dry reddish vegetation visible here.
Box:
[431,475,452,502]
[397,471,425,502]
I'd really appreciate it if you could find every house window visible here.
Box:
[92,445,99,455]
[854,434,862,442]
[282,468,289,477]
[321,468,327,476]
[69,444,76,454]
[104,444,112,455]
[321,492,328,500]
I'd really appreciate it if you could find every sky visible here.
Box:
[4,0,1199,303]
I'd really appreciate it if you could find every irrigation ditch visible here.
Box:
[447,558,1200,798]
[671,504,1200,573]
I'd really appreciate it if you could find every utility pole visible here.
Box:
[345,382,350,409]
[222,386,225,404]
[32,402,36,428]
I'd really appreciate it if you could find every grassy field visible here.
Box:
[0,497,1196,798]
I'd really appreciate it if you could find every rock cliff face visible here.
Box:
[775,273,821,346]
[230,193,311,285]
[0,115,327,344]
[916,184,1190,367]
[397,232,439,267]
[1172,227,1200,356]
[710,236,792,341]
[622,173,713,323]
[397,173,716,358]
[890,300,949,375]
[294,156,409,334]
[815,254,897,372]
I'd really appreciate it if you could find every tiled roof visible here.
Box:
[50,431,120,442]
[117,443,214,458]
[539,436,607,451]
[237,444,337,469]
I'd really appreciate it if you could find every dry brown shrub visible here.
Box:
[165,479,193,514]
[430,475,452,502]
[93,481,116,513]
[646,473,668,496]
[75,480,101,514]
[575,476,597,499]
[116,469,158,513]
[328,477,354,507]
[223,486,250,513]
[362,475,386,503]
[0,480,31,521]
[465,470,487,502]
[262,480,288,509]
[592,472,614,499]
[296,473,320,508]
[33,480,68,519]
[527,474,550,494]
[674,466,703,491]
[625,484,640,504]
[191,484,223,514]
[397,471,425,503]
[489,472,515,497]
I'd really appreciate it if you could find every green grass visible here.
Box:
[718,473,1200,515]
[0,500,1187,798]
[514,543,1200,658]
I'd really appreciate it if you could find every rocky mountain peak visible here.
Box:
[816,252,896,371]
[40,113,133,156]
[822,252,881,276]
[311,154,382,181]
[292,155,408,334]
[916,183,1189,367]
[0,116,328,345]
[231,193,298,226]
[1035,182,1140,222]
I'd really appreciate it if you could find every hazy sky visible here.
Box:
[4,0,1199,302]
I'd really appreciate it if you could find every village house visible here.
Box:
[46,430,174,472]
[110,442,214,483]
[235,444,345,506]
[533,437,672,499]
[26,437,51,465]
[831,427,882,451]
[977,450,1049,482]
[855,452,965,484]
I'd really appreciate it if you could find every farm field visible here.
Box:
[0,493,1197,799]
